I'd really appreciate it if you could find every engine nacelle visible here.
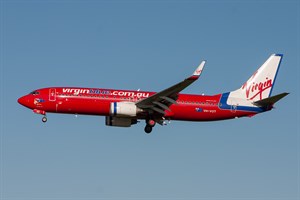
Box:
[105,116,137,127]
[109,102,139,117]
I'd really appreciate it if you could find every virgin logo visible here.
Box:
[195,69,202,74]
[242,77,273,100]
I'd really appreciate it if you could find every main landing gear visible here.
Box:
[144,119,156,134]
[144,125,152,134]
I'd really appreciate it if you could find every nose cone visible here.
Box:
[18,96,29,107]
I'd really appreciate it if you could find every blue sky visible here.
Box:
[1,1,299,200]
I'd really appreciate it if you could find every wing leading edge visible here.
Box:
[136,60,206,115]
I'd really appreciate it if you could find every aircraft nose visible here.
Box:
[18,96,29,107]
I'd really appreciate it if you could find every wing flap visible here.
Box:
[151,107,166,115]
[159,96,178,104]
[153,101,171,111]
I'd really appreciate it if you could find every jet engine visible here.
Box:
[109,102,141,117]
[105,116,138,127]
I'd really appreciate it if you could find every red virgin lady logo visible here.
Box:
[241,71,273,100]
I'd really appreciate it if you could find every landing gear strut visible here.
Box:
[144,119,156,134]
[33,109,47,123]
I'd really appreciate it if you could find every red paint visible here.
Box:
[18,87,256,121]
[242,78,273,100]
[33,109,46,115]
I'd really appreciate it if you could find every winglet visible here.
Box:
[188,60,206,80]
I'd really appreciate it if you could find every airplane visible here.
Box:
[18,54,288,133]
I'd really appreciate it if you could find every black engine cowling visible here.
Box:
[105,116,137,127]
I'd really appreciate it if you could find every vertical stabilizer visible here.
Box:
[230,54,283,101]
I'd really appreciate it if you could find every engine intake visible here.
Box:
[109,102,140,117]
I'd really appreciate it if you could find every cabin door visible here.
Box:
[49,88,56,101]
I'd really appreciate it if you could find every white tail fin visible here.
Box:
[230,54,283,101]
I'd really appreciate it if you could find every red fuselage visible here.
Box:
[18,87,258,121]
[17,54,287,133]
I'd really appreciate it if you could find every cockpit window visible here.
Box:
[30,90,40,95]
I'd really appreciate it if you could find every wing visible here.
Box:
[136,60,206,115]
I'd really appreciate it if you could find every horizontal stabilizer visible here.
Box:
[253,92,289,107]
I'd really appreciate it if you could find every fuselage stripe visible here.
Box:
[113,102,117,116]
[219,92,266,113]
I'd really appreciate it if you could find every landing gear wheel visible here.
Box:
[146,119,156,127]
[144,125,152,134]
[42,116,47,123]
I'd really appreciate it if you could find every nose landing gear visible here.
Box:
[33,109,47,123]
[42,116,47,123]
